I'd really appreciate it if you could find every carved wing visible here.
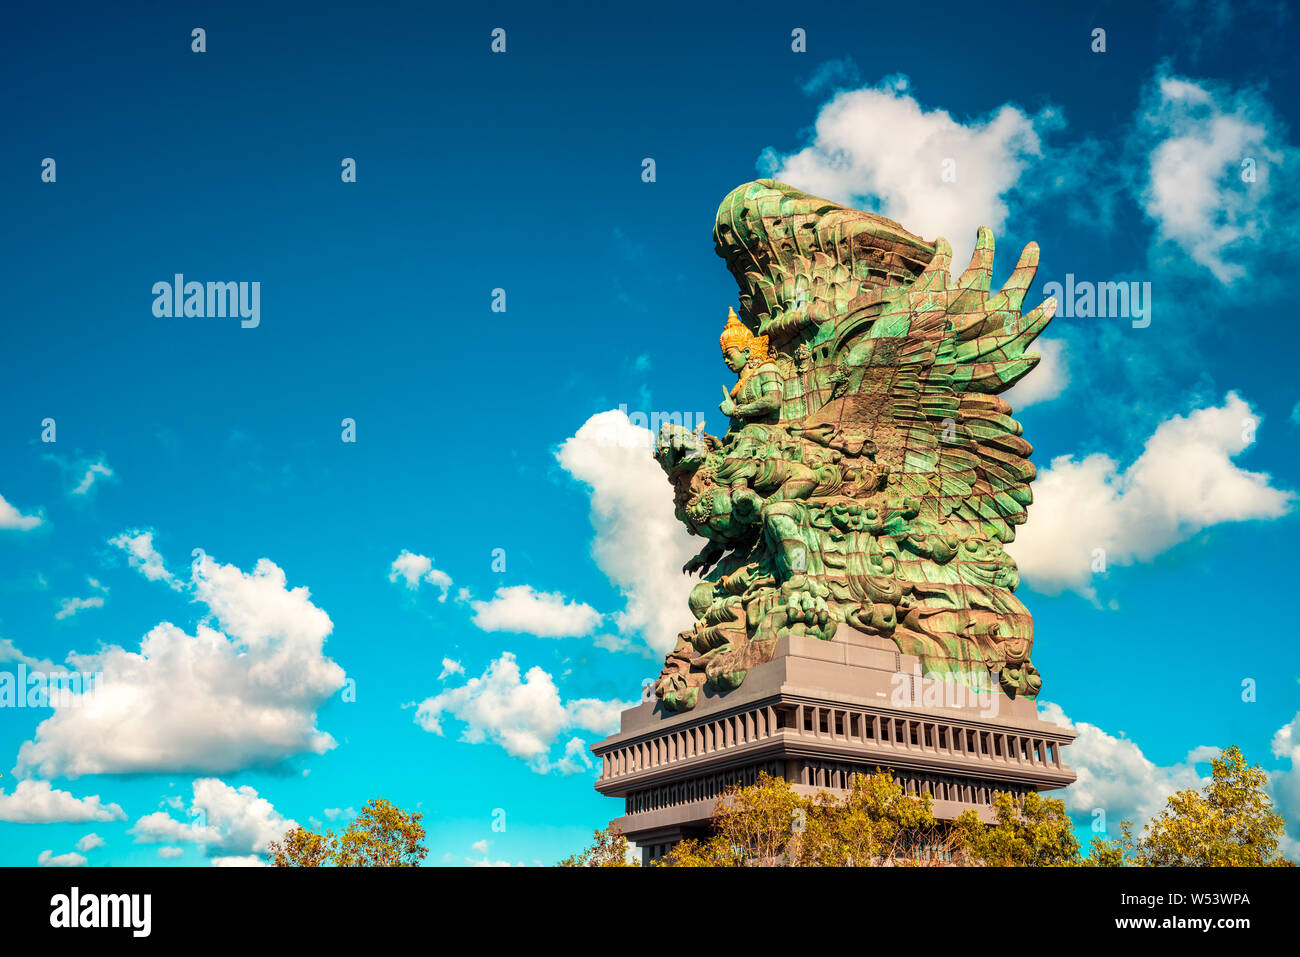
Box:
[713,180,935,348]
[823,228,1056,544]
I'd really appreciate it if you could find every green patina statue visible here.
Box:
[653,179,1057,713]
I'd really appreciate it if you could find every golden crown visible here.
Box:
[719,307,768,362]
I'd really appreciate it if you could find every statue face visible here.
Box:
[724,346,748,373]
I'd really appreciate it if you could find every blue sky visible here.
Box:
[2,0,1299,866]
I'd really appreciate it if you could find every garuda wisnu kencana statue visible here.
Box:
[653,179,1057,713]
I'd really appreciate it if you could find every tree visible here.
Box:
[334,798,427,867]
[269,798,426,867]
[267,825,336,867]
[1124,747,1289,867]
[953,791,1080,866]
[659,771,951,866]
[800,771,950,866]
[557,826,638,867]
[662,772,803,866]
[1080,823,1135,867]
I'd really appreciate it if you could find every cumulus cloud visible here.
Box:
[37,849,86,867]
[212,855,267,867]
[109,529,180,589]
[414,652,632,774]
[470,585,602,638]
[16,553,347,778]
[1138,69,1294,284]
[131,778,294,859]
[1270,710,1300,856]
[759,74,1059,269]
[1010,393,1291,596]
[76,833,105,853]
[438,658,464,679]
[388,550,453,600]
[158,846,184,859]
[0,780,126,823]
[0,638,62,673]
[1002,339,1069,409]
[0,492,42,531]
[1039,702,1215,830]
[556,410,697,656]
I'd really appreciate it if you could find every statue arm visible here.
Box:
[731,371,782,418]
[683,539,727,577]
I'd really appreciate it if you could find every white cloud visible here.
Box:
[1010,393,1291,596]
[212,855,267,867]
[323,806,355,822]
[1039,702,1215,829]
[1139,70,1293,284]
[0,493,42,531]
[131,778,294,859]
[0,780,126,823]
[438,658,464,680]
[471,839,489,854]
[556,410,698,656]
[470,585,601,638]
[55,577,108,620]
[55,596,105,620]
[1002,339,1069,409]
[388,550,453,601]
[759,74,1057,269]
[72,460,113,496]
[75,833,105,853]
[109,529,180,589]
[0,638,61,673]
[158,846,184,859]
[414,652,632,774]
[17,553,347,778]
[552,736,595,775]
[38,849,86,867]
[1270,710,1300,856]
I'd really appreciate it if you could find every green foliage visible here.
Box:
[557,826,639,867]
[267,825,335,867]
[953,791,1079,866]
[659,771,953,867]
[1080,823,1136,867]
[1088,747,1292,867]
[800,771,952,866]
[269,797,426,867]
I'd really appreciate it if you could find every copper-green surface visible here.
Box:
[654,180,1058,713]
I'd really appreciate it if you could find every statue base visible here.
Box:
[591,628,1076,865]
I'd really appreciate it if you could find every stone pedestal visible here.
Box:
[591,628,1076,865]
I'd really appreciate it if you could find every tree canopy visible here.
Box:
[268,798,427,867]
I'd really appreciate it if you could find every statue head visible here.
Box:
[719,307,768,374]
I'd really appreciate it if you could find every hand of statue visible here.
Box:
[682,555,709,576]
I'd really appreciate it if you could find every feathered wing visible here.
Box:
[713,180,935,348]
[825,227,1056,544]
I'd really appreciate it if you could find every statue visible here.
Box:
[653,179,1058,713]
